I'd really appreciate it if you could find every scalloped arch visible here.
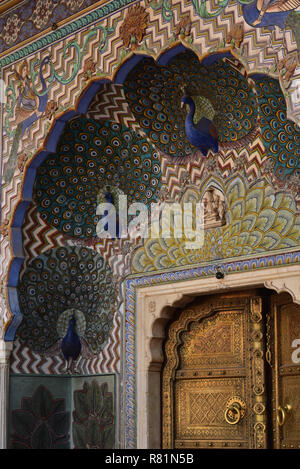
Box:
[4,44,237,340]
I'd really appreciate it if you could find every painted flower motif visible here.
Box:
[159,186,170,202]
[31,0,53,30]
[205,155,218,173]
[73,381,114,449]
[17,152,28,172]
[65,0,85,12]
[277,54,298,83]
[175,15,192,39]
[1,14,22,45]
[226,23,244,49]
[179,170,190,186]
[120,5,149,49]
[234,154,247,172]
[288,173,300,193]
[11,385,70,449]
[0,219,9,238]
[262,157,275,176]
[82,58,96,81]
[45,100,58,120]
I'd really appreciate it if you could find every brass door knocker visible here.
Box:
[276,404,292,427]
[224,397,246,425]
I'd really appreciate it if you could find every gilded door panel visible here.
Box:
[162,294,268,449]
[272,295,300,449]
[279,304,300,366]
[179,310,245,370]
[174,378,248,448]
[280,376,300,445]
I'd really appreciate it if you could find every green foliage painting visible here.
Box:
[9,376,115,449]
[10,385,70,449]
[73,380,114,449]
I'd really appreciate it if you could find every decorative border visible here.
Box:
[0,0,138,68]
[124,250,300,448]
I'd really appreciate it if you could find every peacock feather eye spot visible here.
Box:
[101,128,109,136]
[134,104,143,114]
[28,287,36,296]
[74,227,82,236]
[112,138,121,147]
[62,223,72,232]
[79,133,89,141]
[52,207,60,215]
[105,146,113,155]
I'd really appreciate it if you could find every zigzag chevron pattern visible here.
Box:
[20,203,65,278]
[86,83,139,132]
[160,134,266,199]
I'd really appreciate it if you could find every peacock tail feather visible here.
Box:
[17,246,116,354]
[131,176,300,273]
[253,75,300,180]
[34,117,162,238]
[123,50,259,158]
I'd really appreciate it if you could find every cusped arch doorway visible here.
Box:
[162,290,300,449]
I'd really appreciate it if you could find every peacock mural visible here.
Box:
[10,47,299,449]
[15,49,300,366]
[17,246,116,357]
[123,51,260,160]
[131,175,300,273]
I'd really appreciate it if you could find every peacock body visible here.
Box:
[181,95,219,156]
[123,50,260,160]
[61,316,82,363]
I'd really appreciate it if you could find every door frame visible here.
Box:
[134,264,300,448]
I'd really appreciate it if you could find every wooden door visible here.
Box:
[271,293,300,449]
[162,292,268,449]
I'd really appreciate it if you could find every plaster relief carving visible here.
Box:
[264,277,300,305]
[202,187,226,229]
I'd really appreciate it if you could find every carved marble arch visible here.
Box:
[136,265,300,448]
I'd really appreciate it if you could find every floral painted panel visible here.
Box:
[9,374,115,449]
[72,378,114,449]
[9,376,71,449]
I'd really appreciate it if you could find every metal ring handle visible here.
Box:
[277,404,292,427]
[224,403,241,425]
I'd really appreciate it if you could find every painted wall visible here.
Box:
[0,0,299,448]
[9,374,115,449]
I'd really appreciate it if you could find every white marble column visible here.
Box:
[0,340,13,449]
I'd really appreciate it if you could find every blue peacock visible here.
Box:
[61,315,82,373]
[123,50,260,161]
[180,94,219,156]
[17,246,116,370]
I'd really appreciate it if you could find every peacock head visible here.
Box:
[69,315,76,326]
[180,95,194,109]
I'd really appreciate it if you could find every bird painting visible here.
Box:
[180,95,219,156]
[102,188,122,240]
[123,50,259,161]
[61,315,82,374]
[242,0,300,29]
